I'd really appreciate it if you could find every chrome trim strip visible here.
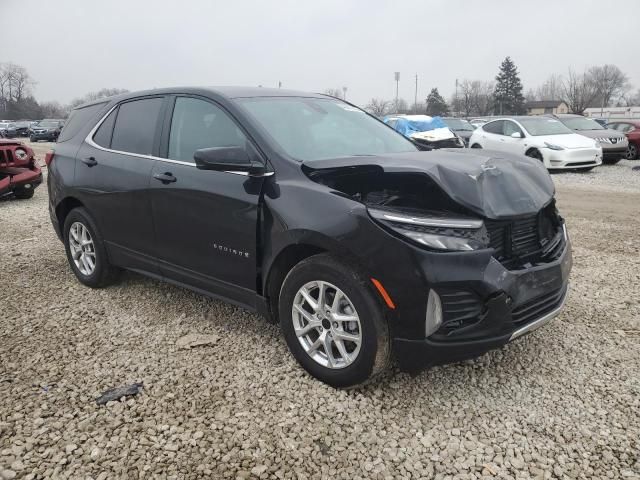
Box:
[83,104,273,177]
[509,283,569,341]
[369,208,483,229]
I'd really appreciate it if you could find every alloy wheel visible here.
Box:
[291,280,362,369]
[626,144,637,160]
[68,222,97,276]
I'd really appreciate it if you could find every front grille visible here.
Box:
[512,286,566,326]
[0,149,12,166]
[486,202,564,269]
[439,289,484,333]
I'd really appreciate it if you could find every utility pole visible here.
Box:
[343,86,347,100]
[455,78,459,117]
[414,74,418,113]
[278,81,282,89]
[394,72,400,111]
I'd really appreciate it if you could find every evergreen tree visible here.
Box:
[493,57,525,115]
[425,88,449,116]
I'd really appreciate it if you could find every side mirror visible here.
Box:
[194,146,266,176]
[510,132,523,139]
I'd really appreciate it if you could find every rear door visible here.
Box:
[149,95,267,307]
[75,96,165,273]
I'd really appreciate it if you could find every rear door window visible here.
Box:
[110,97,163,155]
[57,102,106,142]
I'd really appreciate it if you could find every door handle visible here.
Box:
[81,156,98,167]
[153,172,177,184]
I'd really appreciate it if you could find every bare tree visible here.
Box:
[589,64,630,112]
[323,88,344,99]
[0,62,35,104]
[561,69,598,114]
[534,73,563,101]
[69,88,129,108]
[365,98,392,117]
[452,80,494,116]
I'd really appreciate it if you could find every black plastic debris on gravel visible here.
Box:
[95,382,143,405]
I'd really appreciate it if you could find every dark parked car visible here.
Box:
[47,87,572,387]
[30,119,65,142]
[0,139,42,199]
[554,114,627,164]
[0,122,17,138]
[606,120,640,160]
[442,117,476,146]
[13,121,31,137]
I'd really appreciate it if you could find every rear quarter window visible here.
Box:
[57,103,106,143]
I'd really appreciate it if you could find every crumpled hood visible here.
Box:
[302,149,555,219]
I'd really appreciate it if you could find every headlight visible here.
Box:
[544,142,565,151]
[14,148,28,160]
[368,208,488,251]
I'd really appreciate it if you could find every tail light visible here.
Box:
[44,151,55,167]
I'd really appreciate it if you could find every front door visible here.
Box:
[149,96,266,307]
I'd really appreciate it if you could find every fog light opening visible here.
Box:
[425,289,443,337]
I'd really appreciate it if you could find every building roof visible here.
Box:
[525,100,565,109]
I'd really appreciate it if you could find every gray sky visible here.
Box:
[2,0,639,107]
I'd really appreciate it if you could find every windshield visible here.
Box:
[239,97,417,161]
[558,116,604,131]
[517,117,574,136]
[38,121,59,128]
[443,118,475,131]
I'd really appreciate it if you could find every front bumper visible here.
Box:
[30,131,58,141]
[388,231,572,372]
[0,165,43,196]
[546,147,602,169]
[602,147,627,160]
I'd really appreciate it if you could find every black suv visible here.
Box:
[30,119,65,142]
[47,87,572,387]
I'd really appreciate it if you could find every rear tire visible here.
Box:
[278,253,390,388]
[63,207,121,288]
[626,144,637,160]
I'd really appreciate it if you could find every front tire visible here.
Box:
[626,144,637,160]
[63,208,120,288]
[279,254,390,388]
[602,157,622,165]
[13,188,35,199]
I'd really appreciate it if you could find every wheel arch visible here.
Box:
[263,243,328,323]
[55,196,85,235]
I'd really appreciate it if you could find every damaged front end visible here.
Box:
[0,140,42,199]
[303,149,572,371]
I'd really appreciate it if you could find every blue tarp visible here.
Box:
[384,116,448,137]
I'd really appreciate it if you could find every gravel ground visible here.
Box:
[1,157,639,479]
[550,159,640,193]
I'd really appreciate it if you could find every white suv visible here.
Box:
[468,116,602,170]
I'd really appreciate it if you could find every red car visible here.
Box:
[0,139,42,199]
[607,120,640,160]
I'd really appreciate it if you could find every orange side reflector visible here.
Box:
[371,278,396,309]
